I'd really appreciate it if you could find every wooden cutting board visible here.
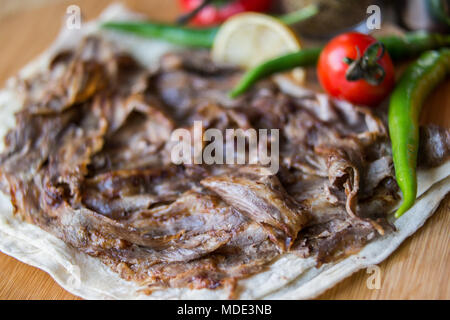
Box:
[0,0,448,300]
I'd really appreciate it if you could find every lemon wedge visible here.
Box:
[212,12,305,83]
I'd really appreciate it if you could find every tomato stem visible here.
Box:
[177,0,215,25]
[344,42,387,86]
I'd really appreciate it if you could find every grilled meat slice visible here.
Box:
[418,125,450,167]
[201,169,309,250]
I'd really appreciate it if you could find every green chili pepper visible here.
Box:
[230,48,322,97]
[389,48,450,218]
[378,31,450,61]
[102,22,219,48]
[277,3,319,25]
[101,4,319,48]
[230,32,450,98]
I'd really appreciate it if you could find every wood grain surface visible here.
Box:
[0,0,448,300]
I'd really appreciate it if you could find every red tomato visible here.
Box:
[179,0,272,26]
[317,32,395,107]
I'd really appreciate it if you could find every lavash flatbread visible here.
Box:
[0,4,448,300]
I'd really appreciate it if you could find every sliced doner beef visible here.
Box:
[201,168,309,250]
[0,36,448,294]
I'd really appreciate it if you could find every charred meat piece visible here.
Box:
[81,166,194,219]
[418,125,450,167]
[201,169,309,250]
[21,37,112,115]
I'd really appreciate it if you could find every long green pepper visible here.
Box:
[230,32,450,97]
[230,48,322,97]
[101,4,319,48]
[101,22,219,48]
[389,48,450,218]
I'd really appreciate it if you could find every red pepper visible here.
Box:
[179,0,272,26]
